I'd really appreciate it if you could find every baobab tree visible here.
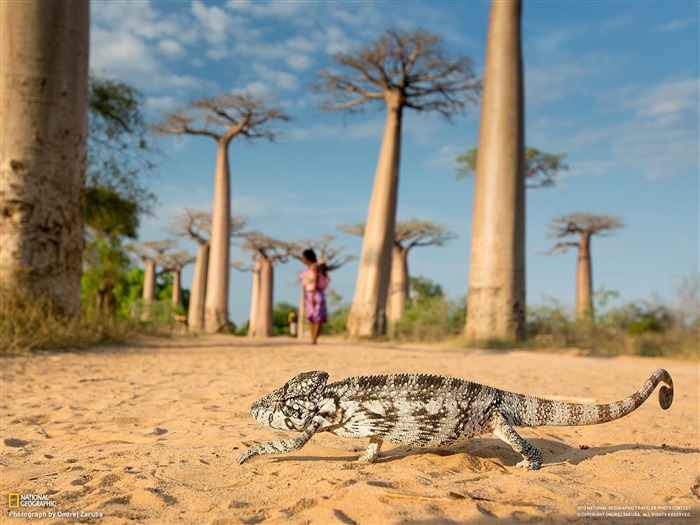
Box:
[130,240,176,303]
[316,27,480,337]
[547,212,625,322]
[153,93,289,333]
[160,251,194,307]
[465,0,526,343]
[456,146,568,189]
[170,210,246,331]
[0,1,89,315]
[340,220,456,326]
[240,232,294,338]
[292,235,355,339]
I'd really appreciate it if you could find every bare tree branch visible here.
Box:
[169,209,247,245]
[547,212,625,240]
[129,239,177,263]
[314,27,480,119]
[339,220,456,251]
[151,93,290,143]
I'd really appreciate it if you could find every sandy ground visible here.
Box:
[1,335,698,525]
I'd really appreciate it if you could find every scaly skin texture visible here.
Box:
[238,370,673,470]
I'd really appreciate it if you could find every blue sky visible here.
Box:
[90,0,699,326]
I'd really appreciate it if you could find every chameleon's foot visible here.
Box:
[358,436,383,463]
[516,459,541,470]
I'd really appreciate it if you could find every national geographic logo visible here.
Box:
[7,493,57,508]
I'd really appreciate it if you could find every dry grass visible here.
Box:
[0,288,143,355]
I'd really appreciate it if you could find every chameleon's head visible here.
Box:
[250,371,329,431]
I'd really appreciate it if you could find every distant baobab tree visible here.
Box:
[547,212,625,322]
[340,220,456,326]
[130,240,176,303]
[465,0,526,343]
[153,93,289,333]
[316,27,480,338]
[456,146,568,189]
[0,1,89,316]
[240,231,294,339]
[160,251,194,307]
[170,210,246,331]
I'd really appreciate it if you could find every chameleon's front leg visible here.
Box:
[239,418,323,464]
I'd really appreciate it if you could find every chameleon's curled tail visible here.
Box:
[508,369,674,427]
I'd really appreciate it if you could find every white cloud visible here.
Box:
[191,0,232,45]
[655,18,696,32]
[146,95,177,114]
[90,27,160,78]
[233,81,271,98]
[158,39,187,59]
[225,0,307,18]
[629,78,699,127]
[252,64,300,92]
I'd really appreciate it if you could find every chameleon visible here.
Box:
[238,369,673,470]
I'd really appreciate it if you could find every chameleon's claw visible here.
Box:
[516,459,541,470]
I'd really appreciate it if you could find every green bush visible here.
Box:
[391,277,465,342]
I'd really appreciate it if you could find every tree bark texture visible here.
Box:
[249,258,273,338]
[204,140,232,332]
[465,0,526,342]
[575,234,593,321]
[171,268,183,306]
[247,259,260,337]
[347,96,403,337]
[0,0,89,316]
[187,242,209,330]
[142,261,156,303]
[386,245,409,327]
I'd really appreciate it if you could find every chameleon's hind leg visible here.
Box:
[358,436,383,463]
[492,414,543,470]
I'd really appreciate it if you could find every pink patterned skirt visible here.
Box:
[305,290,327,323]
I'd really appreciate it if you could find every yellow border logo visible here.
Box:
[8,494,20,508]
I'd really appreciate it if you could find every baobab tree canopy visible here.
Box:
[316,27,480,116]
[548,212,625,243]
[456,146,568,188]
[152,93,290,142]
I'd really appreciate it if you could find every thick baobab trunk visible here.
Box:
[386,245,409,327]
[465,0,526,342]
[187,242,209,330]
[142,260,156,303]
[347,95,403,337]
[204,140,232,332]
[575,234,593,321]
[249,258,273,338]
[0,0,89,316]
